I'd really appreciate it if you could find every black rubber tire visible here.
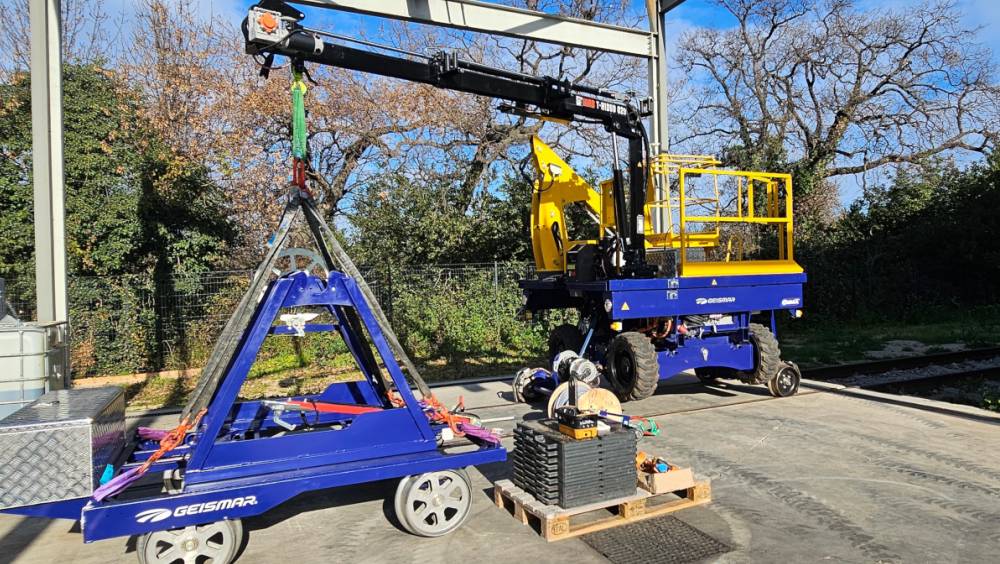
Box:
[548,324,583,360]
[749,323,781,385]
[607,332,659,402]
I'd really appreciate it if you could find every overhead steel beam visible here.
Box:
[660,0,687,13]
[29,0,68,325]
[293,0,654,57]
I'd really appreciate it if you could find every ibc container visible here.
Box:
[0,322,69,420]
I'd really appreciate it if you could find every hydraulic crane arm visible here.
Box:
[244,0,654,275]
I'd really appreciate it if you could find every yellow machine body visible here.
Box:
[529,136,606,274]
[528,136,803,278]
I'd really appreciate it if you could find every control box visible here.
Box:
[247,7,290,47]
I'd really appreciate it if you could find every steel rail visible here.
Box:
[123,346,1000,420]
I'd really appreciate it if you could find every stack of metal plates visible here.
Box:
[512,419,637,508]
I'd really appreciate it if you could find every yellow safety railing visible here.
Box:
[675,168,801,277]
[646,154,723,249]
[526,134,802,277]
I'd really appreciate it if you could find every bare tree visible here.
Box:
[298,0,647,215]
[673,0,999,201]
[0,0,116,81]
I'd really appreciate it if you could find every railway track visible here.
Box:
[125,347,1000,420]
[620,347,1000,422]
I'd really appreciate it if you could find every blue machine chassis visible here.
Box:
[521,272,806,378]
[2,271,505,542]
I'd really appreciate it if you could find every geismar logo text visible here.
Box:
[695,296,736,305]
[135,496,258,523]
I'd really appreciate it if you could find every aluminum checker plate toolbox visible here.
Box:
[0,387,126,509]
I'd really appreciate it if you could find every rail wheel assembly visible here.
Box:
[767,361,801,397]
[607,332,659,402]
[394,470,473,537]
[137,519,244,564]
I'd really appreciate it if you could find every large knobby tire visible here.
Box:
[749,323,781,385]
[607,332,659,402]
[548,324,583,360]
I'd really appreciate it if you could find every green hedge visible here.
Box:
[26,263,565,380]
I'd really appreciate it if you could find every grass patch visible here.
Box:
[114,305,1000,410]
[780,304,1000,367]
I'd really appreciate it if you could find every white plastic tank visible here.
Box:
[0,322,69,420]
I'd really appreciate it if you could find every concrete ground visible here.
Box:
[2,375,999,563]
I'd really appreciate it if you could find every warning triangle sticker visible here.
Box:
[711,279,718,286]
[621,302,630,311]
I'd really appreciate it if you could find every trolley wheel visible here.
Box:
[607,332,659,402]
[768,362,801,397]
[512,368,541,403]
[137,519,243,564]
[548,324,583,361]
[394,469,473,537]
[749,323,781,385]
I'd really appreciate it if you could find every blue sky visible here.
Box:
[665,0,1000,203]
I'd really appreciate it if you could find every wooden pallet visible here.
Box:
[493,478,711,542]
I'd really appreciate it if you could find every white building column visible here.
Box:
[29,0,67,325]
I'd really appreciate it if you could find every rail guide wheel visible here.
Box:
[768,361,801,397]
[394,469,473,537]
[137,519,244,564]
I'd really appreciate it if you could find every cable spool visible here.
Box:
[546,381,592,418]
[576,388,622,415]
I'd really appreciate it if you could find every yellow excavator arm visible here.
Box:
[528,136,608,273]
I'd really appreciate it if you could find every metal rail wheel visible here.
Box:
[394,470,473,537]
[767,362,801,397]
[137,519,244,564]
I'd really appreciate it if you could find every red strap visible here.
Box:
[288,400,382,415]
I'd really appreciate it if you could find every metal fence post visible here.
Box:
[386,262,394,325]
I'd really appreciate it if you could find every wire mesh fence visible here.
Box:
[1,262,564,380]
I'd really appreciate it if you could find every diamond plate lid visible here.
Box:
[0,387,124,429]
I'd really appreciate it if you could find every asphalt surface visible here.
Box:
[2,375,999,563]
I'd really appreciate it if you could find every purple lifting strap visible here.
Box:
[92,467,142,502]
